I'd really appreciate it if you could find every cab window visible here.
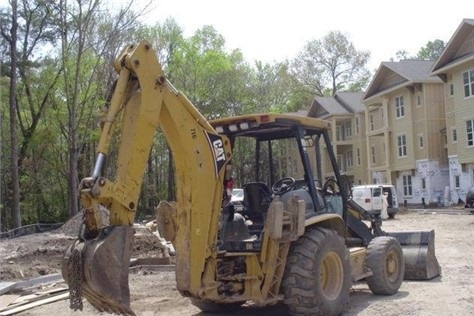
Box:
[372,188,382,197]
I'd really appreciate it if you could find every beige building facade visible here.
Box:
[285,18,474,206]
[431,18,474,204]
[362,60,447,205]
[306,92,368,186]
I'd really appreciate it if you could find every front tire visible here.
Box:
[365,236,404,295]
[282,227,351,316]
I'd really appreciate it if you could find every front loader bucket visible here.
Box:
[62,226,136,315]
[388,230,441,280]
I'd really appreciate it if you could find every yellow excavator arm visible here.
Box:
[62,41,231,315]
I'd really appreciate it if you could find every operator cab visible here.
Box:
[210,114,349,251]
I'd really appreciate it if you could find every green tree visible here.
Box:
[135,18,185,72]
[291,31,371,98]
[391,40,445,62]
[416,39,445,61]
[0,0,21,229]
[391,50,410,62]
[247,60,293,113]
[51,0,146,219]
[170,25,238,117]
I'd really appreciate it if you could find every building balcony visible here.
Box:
[366,125,389,137]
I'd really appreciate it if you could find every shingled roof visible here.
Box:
[364,60,442,101]
[431,18,474,75]
[308,92,365,118]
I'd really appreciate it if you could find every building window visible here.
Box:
[344,121,352,138]
[421,178,426,190]
[450,83,454,96]
[355,117,359,135]
[416,95,422,106]
[356,148,361,165]
[371,146,376,164]
[370,115,374,131]
[454,175,460,189]
[419,134,424,149]
[395,96,405,118]
[345,150,353,167]
[467,119,474,147]
[397,134,407,157]
[336,125,342,141]
[463,69,474,98]
[403,174,413,196]
[452,128,457,143]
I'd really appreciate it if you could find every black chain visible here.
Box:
[68,241,83,311]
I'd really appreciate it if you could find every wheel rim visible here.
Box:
[386,247,400,283]
[320,251,343,300]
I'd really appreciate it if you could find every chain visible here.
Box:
[68,241,84,311]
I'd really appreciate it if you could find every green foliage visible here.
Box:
[167,25,251,119]
[0,2,440,229]
[290,31,371,98]
[416,39,445,61]
[392,39,445,62]
[246,60,294,113]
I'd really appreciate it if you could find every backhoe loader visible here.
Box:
[62,41,440,316]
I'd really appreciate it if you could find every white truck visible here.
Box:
[351,184,399,219]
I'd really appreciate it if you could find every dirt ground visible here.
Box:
[1,208,473,316]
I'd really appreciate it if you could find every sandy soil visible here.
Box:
[1,209,473,316]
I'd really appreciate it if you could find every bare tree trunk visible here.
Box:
[8,0,21,228]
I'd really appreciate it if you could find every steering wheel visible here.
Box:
[323,178,340,195]
[272,177,296,195]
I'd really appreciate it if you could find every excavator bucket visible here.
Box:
[388,230,441,280]
[62,226,136,316]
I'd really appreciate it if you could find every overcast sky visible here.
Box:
[135,0,471,70]
[1,0,471,71]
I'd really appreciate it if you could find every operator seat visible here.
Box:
[242,182,273,224]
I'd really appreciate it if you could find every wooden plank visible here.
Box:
[134,257,171,265]
[0,295,20,311]
[0,274,63,296]
[0,288,68,312]
[0,292,69,316]
[13,274,63,290]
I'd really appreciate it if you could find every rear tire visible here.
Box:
[365,236,404,295]
[282,227,351,316]
[190,298,243,313]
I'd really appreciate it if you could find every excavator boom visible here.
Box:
[62,41,230,314]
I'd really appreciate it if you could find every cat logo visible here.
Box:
[213,139,226,162]
[206,132,226,176]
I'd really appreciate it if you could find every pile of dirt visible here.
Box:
[55,211,83,237]
[0,214,169,282]
[0,231,73,281]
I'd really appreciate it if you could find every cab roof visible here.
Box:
[209,113,331,140]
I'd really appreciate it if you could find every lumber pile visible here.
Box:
[0,274,68,315]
